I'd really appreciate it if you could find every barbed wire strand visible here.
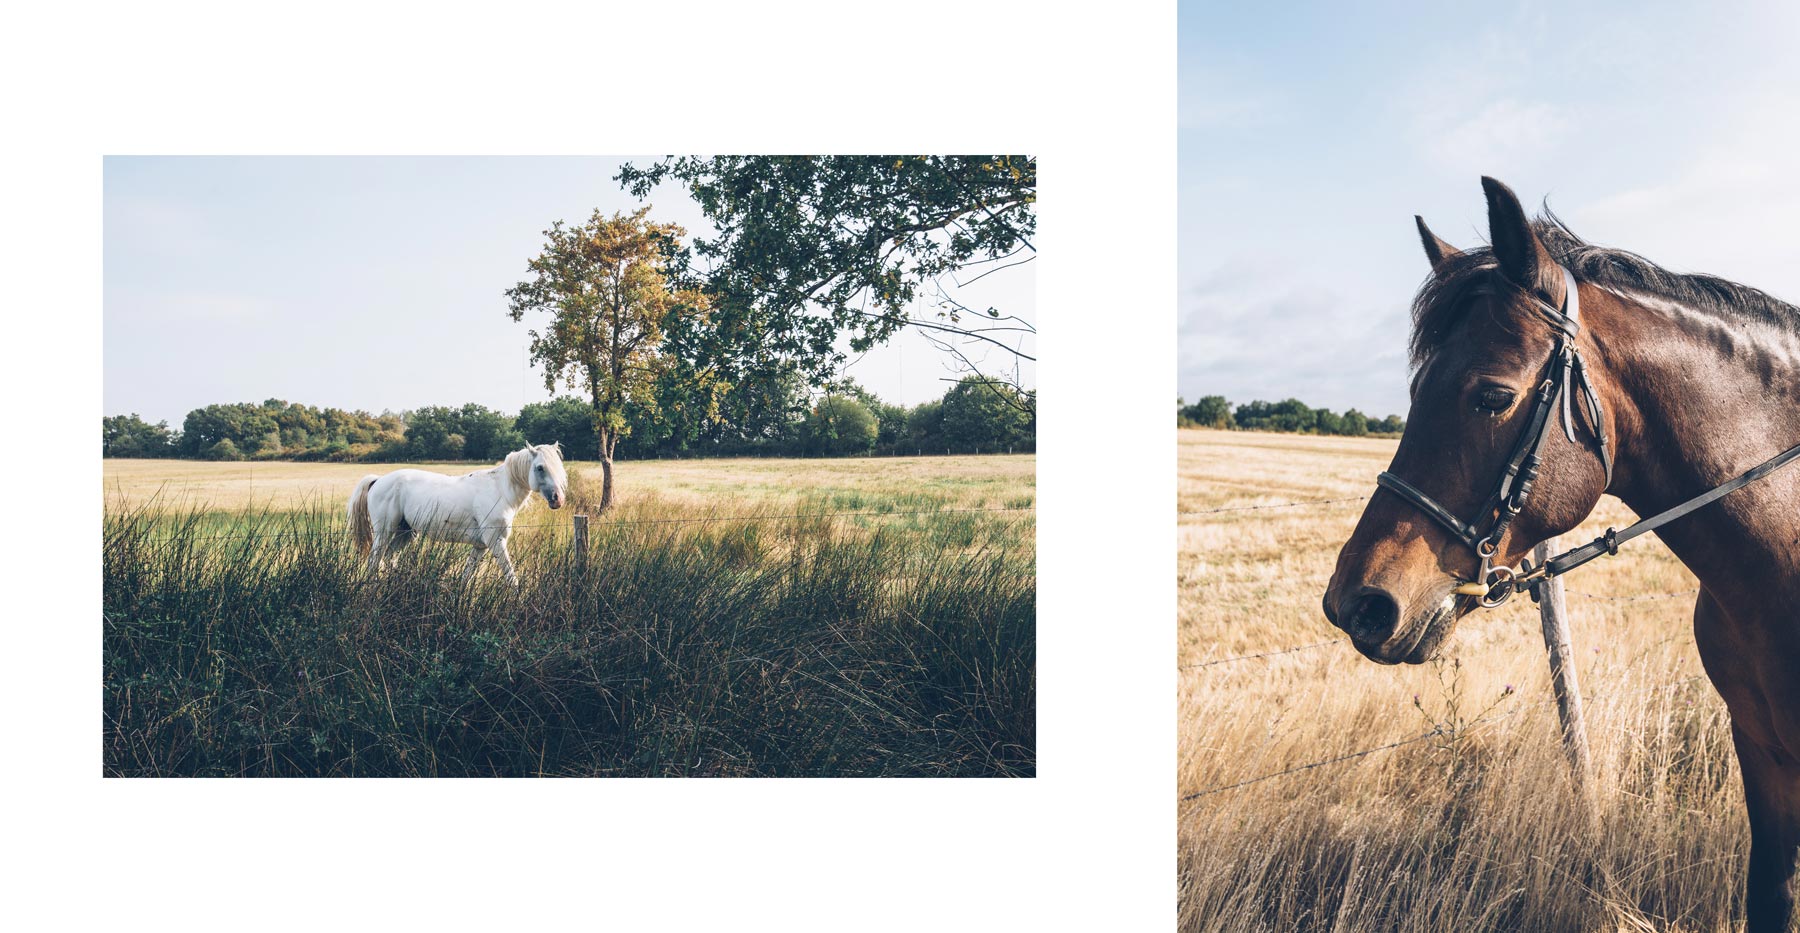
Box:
[1178,673,1711,804]
[1180,586,1699,672]
[1181,729,1445,802]
[1179,496,1368,515]
[1181,640,1337,670]
[107,504,1036,545]
[1563,588,1700,603]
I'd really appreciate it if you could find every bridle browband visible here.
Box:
[1375,263,1800,608]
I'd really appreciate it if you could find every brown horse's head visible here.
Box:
[1323,178,1614,664]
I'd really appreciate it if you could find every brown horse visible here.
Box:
[1322,177,1800,931]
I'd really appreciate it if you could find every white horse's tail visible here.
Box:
[348,474,379,555]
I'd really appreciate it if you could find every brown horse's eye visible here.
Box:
[1476,387,1515,414]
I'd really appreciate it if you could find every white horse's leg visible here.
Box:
[489,535,519,588]
[367,524,386,575]
[462,544,488,582]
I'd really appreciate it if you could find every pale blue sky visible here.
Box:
[1180,0,1800,417]
[104,156,1034,428]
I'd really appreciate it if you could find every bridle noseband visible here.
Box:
[1376,265,1613,608]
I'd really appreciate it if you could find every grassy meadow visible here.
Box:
[1178,430,1745,932]
[104,454,1034,777]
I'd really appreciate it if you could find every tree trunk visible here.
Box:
[594,425,617,512]
[590,377,615,512]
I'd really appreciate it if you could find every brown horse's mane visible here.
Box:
[1410,212,1800,367]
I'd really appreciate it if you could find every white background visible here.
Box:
[1,1,1175,928]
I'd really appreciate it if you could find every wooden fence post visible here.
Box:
[573,513,589,571]
[1534,537,1591,792]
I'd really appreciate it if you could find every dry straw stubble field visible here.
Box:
[1179,429,1746,933]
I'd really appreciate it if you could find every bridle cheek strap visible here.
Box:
[1375,264,1601,607]
[1376,262,1800,608]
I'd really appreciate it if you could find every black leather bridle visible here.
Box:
[1376,263,1800,608]
[1377,265,1609,607]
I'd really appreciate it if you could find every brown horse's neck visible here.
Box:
[1586,285,1800,601]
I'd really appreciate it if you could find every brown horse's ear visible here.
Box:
[1481,176,1563,301]
[1414,215,1459,271]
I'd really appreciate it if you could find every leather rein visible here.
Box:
[1375,264,1800,609]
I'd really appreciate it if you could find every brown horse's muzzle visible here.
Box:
[1323,509,1471,664]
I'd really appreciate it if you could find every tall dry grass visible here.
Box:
[1179,430,1745,932]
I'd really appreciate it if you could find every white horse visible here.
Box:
[347,443,569,586]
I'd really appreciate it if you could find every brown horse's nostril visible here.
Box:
[1341,588,1400,645]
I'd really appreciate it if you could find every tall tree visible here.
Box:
[802,395,880,456]
[506,207,705,510]
[617,156,1036,416]
[938,375,1035,449]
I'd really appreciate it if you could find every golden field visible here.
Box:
[1179,429,1742,932]
[103,453,1035,515]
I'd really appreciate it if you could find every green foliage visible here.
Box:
[617,155,1036,402]
[1178,395,1234,429]
[803,395,879,456]
[907,400,945,445]
[103,413,179,457]
[456,403,524,461]
[515,397,600,459]
[1177,396,1404,436]
[204,438,244,461]
[402,406,457,460]
[405,404,520,461]
[870,401,908,446]
[176,400,402,460]
[114,375,1040,463]
[938,377,1035,449]
[823,379,907,447]
[506,207,701,467]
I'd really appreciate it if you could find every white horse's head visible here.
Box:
[509,443,568,509]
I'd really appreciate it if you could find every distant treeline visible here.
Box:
[103,376,1035,462]
[1178,395,1405,437]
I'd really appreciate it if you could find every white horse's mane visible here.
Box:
[504,443,564,494]
[505,447,533,491]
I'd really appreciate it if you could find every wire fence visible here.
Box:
[1178,493,1701,671]
[1179,584,1703,672]
[1179,674,1710,805]
[1180,640,1338,670]
[1179,489,1713,807]
[1179,495,1368,516]
[107,504,1037,545]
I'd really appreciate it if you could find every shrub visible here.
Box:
[204,439,245,461]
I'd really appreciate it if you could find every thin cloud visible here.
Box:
[1573,99,1800,301]
[1179,270,1411,414]
[1422,99,1573,176]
